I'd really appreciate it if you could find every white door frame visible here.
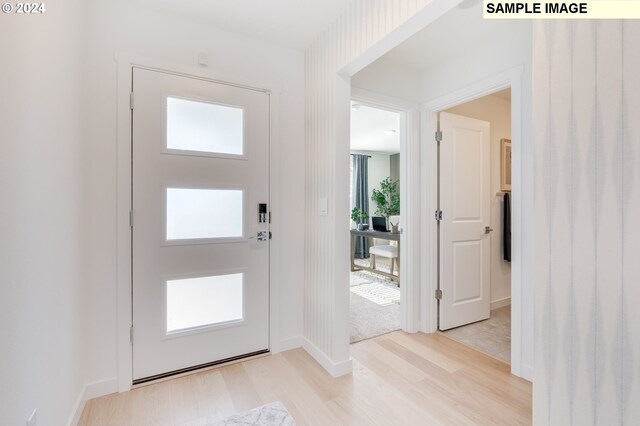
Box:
[421,66,527,378]
[331,1,533,382]
[115,53,282,392]
[350,87,420,333]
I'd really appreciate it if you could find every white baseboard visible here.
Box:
[273,336,303,353]
[520,363,533,382]
[490,297,511,311]
[302,337,352,378]
[68,378,118,426]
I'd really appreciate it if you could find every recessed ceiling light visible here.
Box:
[384,129,397,135]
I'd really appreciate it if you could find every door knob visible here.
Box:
[485,226,494,234]
[250,231,269,241]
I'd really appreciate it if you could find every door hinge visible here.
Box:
[129,210,134,228]
[129,92,134,110]
[435,210,443,221]
[435,130,443,142]
[435,289,443,300]
[269,211,272,224]
[130,325,134,344]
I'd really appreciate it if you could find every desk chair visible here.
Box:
[369,244,399,275]
[370,215,400,276]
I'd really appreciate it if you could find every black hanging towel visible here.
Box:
[503,193,511,262]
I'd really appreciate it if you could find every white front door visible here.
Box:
[131,68,270,382]
[439,112,491,331]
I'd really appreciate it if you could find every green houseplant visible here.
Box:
[350,207,369,230]
[371,177,400,222]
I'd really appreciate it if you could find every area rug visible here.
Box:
[209,401,295,426]
[350,262,400,343]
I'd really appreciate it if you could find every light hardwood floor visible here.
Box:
[79,332,531,425]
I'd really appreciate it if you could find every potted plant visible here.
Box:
[350,207,369,231]
[371,177,400,227]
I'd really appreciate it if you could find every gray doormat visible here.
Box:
[209,401,295,426]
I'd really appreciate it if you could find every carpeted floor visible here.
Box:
[441,305,511,363]
[350,257,400,343]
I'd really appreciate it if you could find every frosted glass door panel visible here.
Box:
[167,97,244,155]
[166,188,243,240]
[167,274,243,333]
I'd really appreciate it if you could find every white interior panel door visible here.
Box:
[439,112,491,331]
[132,68,270,382]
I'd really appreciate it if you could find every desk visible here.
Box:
[350,229,400,283]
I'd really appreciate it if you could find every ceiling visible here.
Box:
[350,102,400,154]
[129,0,352,50]
[381,2,520,71]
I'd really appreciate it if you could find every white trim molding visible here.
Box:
[115,52,283,392]
[302,337,353,378]
[491,297,512,311]
[67,378,118,426]
[273,336,303,353]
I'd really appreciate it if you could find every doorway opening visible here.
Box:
[346,1,531,378]
[349,101,403,343]
[437,88,513,364]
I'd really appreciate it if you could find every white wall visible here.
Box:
[351,58,423,103]
[0,1,88,424]
[533,21,640,424]
[417,20,531,102]
[82,0,305,391]
[390,153,401,183]
[446,94,512,307]
[304,0,456,375]
[368,153,392,215]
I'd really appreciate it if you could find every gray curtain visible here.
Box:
[352,154,369,258]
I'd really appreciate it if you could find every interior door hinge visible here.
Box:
[129,92,134,110]
[129,210,134,228]
[435,210,443,221]
[435,130,443,142]
[269,211,271,224]
[435,289,443,300]
[130,325,134,344]
[269,231,272,240]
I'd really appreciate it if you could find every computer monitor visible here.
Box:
[371,216,388,232]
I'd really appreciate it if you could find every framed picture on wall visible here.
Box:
[500,138,512,192]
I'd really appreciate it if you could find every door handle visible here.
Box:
[485,226,494,234]
[250,230,269,241]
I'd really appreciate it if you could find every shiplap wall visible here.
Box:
[304,0,437,369]
[533,21,640,424]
